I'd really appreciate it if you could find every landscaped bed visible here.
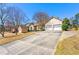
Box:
[55,31,79,55]
[0,32,34,45]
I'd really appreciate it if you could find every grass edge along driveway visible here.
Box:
[54,31,79,55]
[0,32,34,45]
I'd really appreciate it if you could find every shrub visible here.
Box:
[62,18,70,31]
[62,24,69,31]
[73,24,78,30]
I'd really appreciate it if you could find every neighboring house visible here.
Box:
[18,25,28,33]
[45,17,62,31]
[28,23,35,31]
[34,23,42,31]
[5,26,12,32]
[11,25,28,33]
[26,23,41,31]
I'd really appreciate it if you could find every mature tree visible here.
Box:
[33,12,49,30]
[0,4,9,37]
[72,19,78,30]
[4,20,13,31]
[62,18,70,31]
[7,7,28,35]
[75,13,79,25]
[62,18,70,25]
[70,13,79,30]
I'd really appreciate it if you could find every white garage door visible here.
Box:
[53,24,62,31]
[45,25,53,31]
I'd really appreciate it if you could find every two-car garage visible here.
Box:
[45,17,62,31]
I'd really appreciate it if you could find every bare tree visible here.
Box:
[0,4,8,37]
[33,12,49,30]
[5,20,13,32]
[7,7,27,35]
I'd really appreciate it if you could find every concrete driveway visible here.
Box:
[0,31,61,55]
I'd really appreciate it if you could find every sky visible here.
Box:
[8,3,79,22]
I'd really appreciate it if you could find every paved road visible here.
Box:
[0,31,61,55]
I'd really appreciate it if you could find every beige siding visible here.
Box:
[45,18,62,31]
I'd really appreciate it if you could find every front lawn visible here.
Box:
[0,32,34,45]
[55,32,79,55]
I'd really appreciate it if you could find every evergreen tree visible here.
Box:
[62,18,70,31]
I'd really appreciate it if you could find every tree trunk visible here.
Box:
[15,27,18,35]
[15,32,17,35]
[2,33,4,37]
[1,32,4,37]
[0,26,5,37]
